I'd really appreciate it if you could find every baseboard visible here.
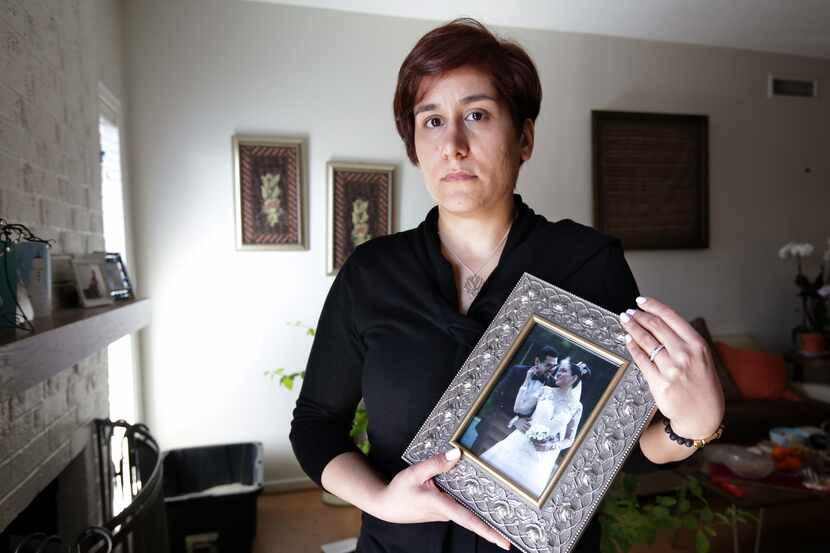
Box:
[263,475,317,494]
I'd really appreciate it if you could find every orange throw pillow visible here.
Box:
[714,341,797,400]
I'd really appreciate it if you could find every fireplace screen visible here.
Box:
[7,420,168,553]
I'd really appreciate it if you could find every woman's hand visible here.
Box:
[514,417,531,433]
[373,448,511,550]
[620,296,725,441]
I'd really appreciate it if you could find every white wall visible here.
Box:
[125,0,830,486]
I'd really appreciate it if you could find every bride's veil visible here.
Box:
[557,357,583,404]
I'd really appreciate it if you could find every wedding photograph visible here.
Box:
[458,317,627,499]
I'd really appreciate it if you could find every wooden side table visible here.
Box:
[786,351,830,384]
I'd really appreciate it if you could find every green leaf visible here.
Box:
[281,376,294,390]
[687,476,705,500]
[695,530,710,553]
[704,526,717,537]
[699,508,714,523]
[742,511,759,523]
[682,514,698,530]
[656,496,677,507]
[715,513,731,524]
[652,506,671,520]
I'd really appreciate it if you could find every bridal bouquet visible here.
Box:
[527,424,559,451]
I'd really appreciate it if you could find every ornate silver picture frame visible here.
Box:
[402,273,656,553]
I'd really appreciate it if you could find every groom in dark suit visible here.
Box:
[470,345,560,455]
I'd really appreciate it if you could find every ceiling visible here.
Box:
[246,0,830,60]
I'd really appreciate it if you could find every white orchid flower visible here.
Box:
[778,242,793,259]
[796,243,815,257]
[819,285,830,298]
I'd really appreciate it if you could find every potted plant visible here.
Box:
[266,322,369,506]
[599,473,754,553]
[779,241,830,353]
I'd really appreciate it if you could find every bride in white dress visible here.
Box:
[480,357,590,497]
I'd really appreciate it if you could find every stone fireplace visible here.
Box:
[1,0,117,542]
[0,352,109,546]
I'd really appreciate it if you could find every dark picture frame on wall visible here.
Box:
[592,110,709,250]
[233,135,306,250]
[326,161,394,274]
[403,274,656,553]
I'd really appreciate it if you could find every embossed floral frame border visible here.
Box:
[402,273,656,553]
[233,135,306,251]
[326,161,394,275]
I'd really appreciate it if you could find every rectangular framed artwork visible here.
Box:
[592,110,709,250]
[233,135,306,250]
[326,161,394,274]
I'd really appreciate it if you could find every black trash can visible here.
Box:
[162,442,264,553]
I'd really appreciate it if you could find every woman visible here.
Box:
[481,358,590,497]
[290,18,725,553]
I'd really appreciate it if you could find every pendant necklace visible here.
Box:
[441,222,512,298]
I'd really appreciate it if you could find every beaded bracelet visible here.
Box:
[663,417,724,449]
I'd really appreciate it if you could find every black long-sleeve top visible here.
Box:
[290,194,662,553]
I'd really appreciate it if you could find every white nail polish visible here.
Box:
[635,296,647,305]
[619,312,630,323]
[445,447,461,461]
[625,334,632,343]
[626,309,636,316]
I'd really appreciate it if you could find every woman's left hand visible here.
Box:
[620,296,725,440]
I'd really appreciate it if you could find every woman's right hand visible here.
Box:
[372,448,511,550]
[514,417,531,433]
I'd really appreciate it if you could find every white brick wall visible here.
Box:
[0,0,110,534]
[0,0,103,256]
[0,354,109,531]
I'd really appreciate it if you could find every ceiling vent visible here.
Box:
[768,75,819,98]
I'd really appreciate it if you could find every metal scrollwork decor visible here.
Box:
[402,273,656,553]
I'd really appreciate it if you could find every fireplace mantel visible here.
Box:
[0,298,151,397]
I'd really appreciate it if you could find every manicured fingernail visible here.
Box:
[626,309,636,316]
[619,312,630,323]
[445,447,461,461]
[635,296,647,305]
[625,334,632,343]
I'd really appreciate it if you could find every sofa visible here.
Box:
[690,318,830,445]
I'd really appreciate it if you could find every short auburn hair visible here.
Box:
[393,18,542,166]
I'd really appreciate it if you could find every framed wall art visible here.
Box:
[403,274,656,553]
[592,110,709,250]
[233,135,306,250]
[327,161,394,274]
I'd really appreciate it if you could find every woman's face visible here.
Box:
[554,364,577,388]
[412,66,534,217]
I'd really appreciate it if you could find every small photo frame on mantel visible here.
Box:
[71,258,113,308]
[326,161,394,274]
[403,274,656,553]
[233,135,306,250]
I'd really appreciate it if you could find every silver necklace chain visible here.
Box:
[441,223,512,298]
